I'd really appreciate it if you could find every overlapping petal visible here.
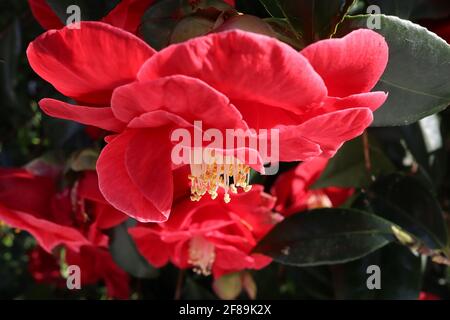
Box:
[27,22,155,105]
[39,98,126,132]
[301,29,389,98]
[138,30,328,115]
[97,130,170,222]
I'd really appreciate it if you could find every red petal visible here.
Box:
[293,108,373,157]
[301,29,388,97]
[125,129,174,217]
[327,92,388,112]
[102,0,155,34]
[39,98,125,132]
[138,30,327,115]
[129,227,172,267]
[27,22,155,105]
[28,0,64,30]
[0,204,89,253]
[0,168,54,218]
[111,75,246,131]
[97,130,170,222]
[77,171,128,229]
[66,247,130,299]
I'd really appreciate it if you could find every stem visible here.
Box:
[362,131,372,175]
[174,269,185,300]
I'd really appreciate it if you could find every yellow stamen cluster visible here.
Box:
[189,158,252,203]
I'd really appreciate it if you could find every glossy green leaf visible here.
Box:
[354,173,448,251]
[337,15,450,126]
[254,208,395,267]
[332,243,423,300]
[365,0,450,20]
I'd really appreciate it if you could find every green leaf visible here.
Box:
[259,0,355,44]
[254,208,395,267]
[365,0,450,20]
[109,219,158,279]
[354,173,448,251]
[336,15,450,126]
[312,135,395,189]
[332,243,423,300]
[45,0,120,22]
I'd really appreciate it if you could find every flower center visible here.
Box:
[188,151,252,203]
[188,236,215,276]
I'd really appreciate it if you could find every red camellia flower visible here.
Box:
[0,165,129,298]
[27,21,388,222]
[129,185,281,278]
[271,158,354,216]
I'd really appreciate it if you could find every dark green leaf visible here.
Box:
[312,136,395,189]
[354,173,448,250]
[259,0,355,44]
[254,208,395,267]
[332,243,422,299]
[109,219,158,279]
[366,0,450,20]
[337,15,450,126]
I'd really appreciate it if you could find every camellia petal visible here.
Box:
[39,98,126,132]
[138,30,327,115]
[280,108,373,159]
[97,130,169,222]
[0,204,90,253]
[111,75,247,131]
[27,22,155,105]
[125,129,174,217]
[301,29,389,98]
[102,0,155,34]
[28,0,64,30]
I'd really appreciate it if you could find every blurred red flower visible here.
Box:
[27,21,388,223]
[0,165,129,298]
[28,247,66,288]
[129,185,282,278]
[419,292,441,300]
[271,158,353,216]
